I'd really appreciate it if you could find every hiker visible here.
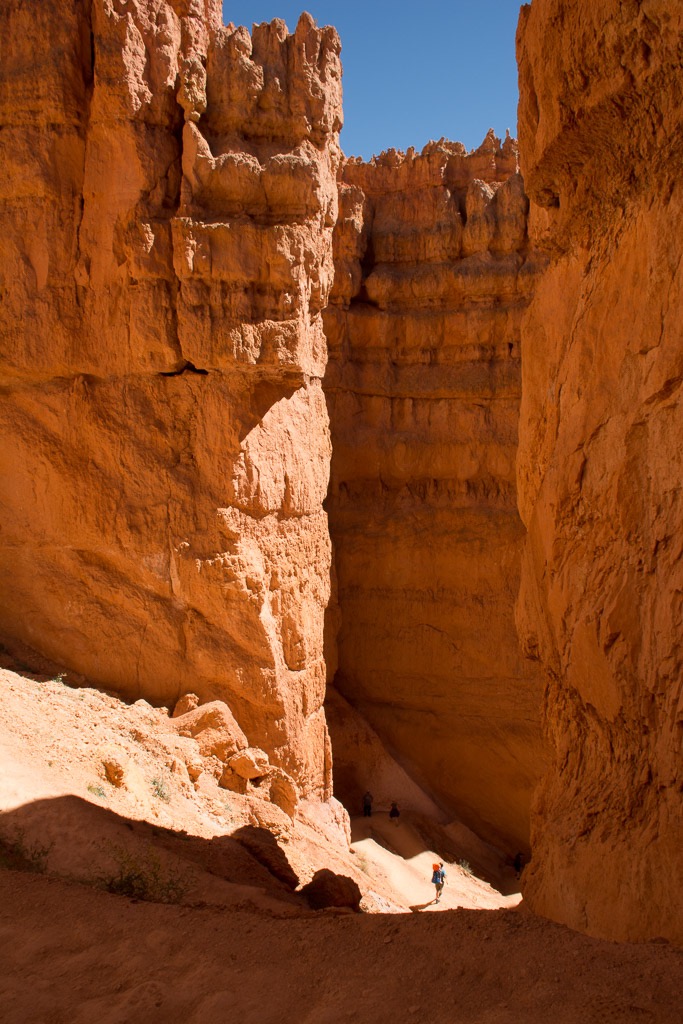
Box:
[389,801,400,826]
[513,851,523,880]
[362,791,373,817]
[431,862,446,902]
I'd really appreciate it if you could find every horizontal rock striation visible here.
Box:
[324,133,546,851]
[0,1,342,798]
[516,0,683,942]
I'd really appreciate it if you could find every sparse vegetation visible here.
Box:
[151,776,170,802]
[353,849,371,874]
[0,829,52,873]
[54,672,66,685]
[99,843,191,904]
[87,783,107,799]
[458,859,472,875]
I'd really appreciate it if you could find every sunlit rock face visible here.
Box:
[324,134,547,851]
[516,0,683,942]
[0,0,342,798]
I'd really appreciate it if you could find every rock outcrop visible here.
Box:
[4,0,677,946]
[516,0,683,942]
[0,1,342,799]
[324,135,546,851]
[300,868,362,910]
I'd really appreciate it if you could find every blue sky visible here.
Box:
[221,2,522,159]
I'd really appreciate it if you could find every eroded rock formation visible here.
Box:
[324,135,546,851]
[0,0,342,799]
[3,0,677,946]
[516,0,683,942]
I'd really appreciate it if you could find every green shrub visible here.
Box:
[151,777,170,802]
[100,844,190,904]
[353,849,371,874]
[0,829,52,873]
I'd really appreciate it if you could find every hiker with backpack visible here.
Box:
[431,862,446,902]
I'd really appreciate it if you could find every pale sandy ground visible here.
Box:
[1,666,681,1023]
[349,814,521,913]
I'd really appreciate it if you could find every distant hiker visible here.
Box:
[431,862,446,902]
[513,852,523,880]
[362,791,373,817]
[389,801,400,826]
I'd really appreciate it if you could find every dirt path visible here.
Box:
[2,869,681,1024]
[350,813,520,913]
[1,668,682,1022]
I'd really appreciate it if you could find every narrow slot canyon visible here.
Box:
[322,135,547,860]
[0,0,681,1019]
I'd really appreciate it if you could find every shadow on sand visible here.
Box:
[409,900,437,912]
[0,795,359,912]
[349,809,522,897]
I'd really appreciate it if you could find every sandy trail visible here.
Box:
[2,869,682,1024]
[1,668,682,1022]
[350,813,520,913]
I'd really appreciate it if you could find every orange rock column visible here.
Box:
[516,0,683,942]
[324,136,546,850]
[0,3,342,799]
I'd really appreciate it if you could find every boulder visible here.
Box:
[218,767,248,795]
[264,768,298,818]
[171,701,248,763]
[172,693,200,718]
[300,869,362,911]
[100,750,126,788]
[227,747,270,780]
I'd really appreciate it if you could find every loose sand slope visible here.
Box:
[349,814,520,912]
[1,668,681,1022]
[2,871,682,1024]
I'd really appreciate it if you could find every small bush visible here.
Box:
[458,859,472,875]
[151,777,170,803]
[87,784,107,799]
[100,844,190,904]
[0,829,52,873]
[353,849,371,874]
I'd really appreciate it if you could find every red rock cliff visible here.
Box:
[324,134,546,850]
[517,0,683,941]
[0,1,342,799]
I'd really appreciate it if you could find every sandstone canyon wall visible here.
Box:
[516,0,683,942]
[5,0,678,946]
[0,0,342,799]
[324,136,546,850]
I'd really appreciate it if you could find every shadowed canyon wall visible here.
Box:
[0,0,342,798]
[0,0,545,856]
[2,0,679,947]
[324,135,546,851]
[516,0,683,942]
